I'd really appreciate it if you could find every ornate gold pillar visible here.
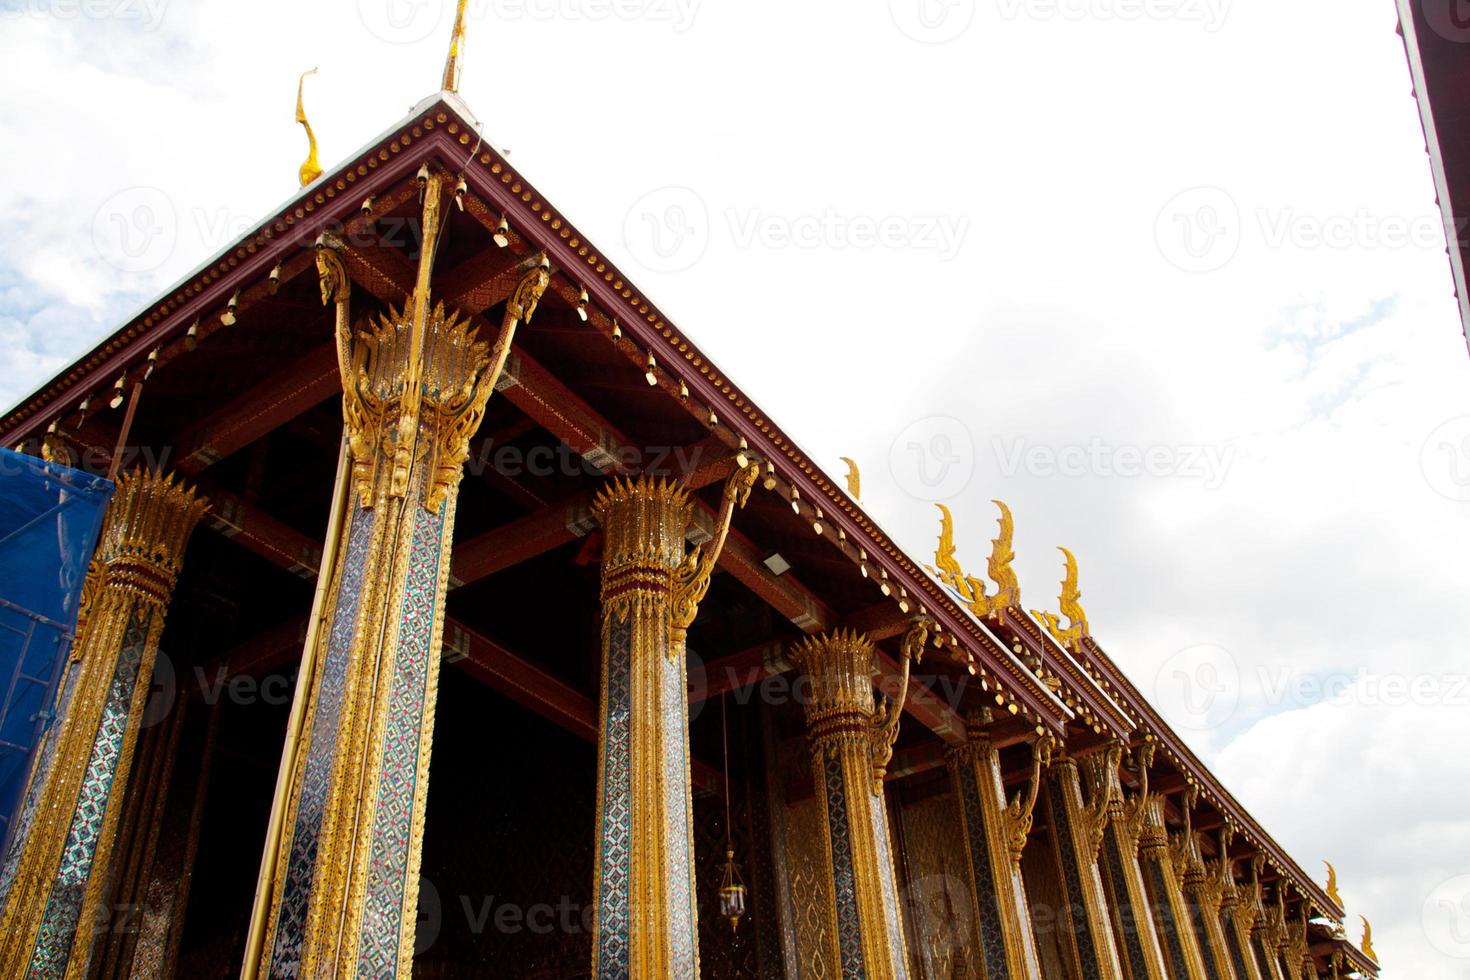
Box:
[252,177,550,978]
[0,468,208,979]
[1090,744,1172,980]
[1282,917,1309,980]
[1043,754,1126,980]
[1132,796,1206,980]
[1251,897,1287,980]
[1180,841,1240,980]
[589,465,756,979]
[790,626,924,980]
[1224,860,1268,980]
[945,712,1049,979]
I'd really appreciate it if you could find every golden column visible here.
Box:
[1043,754,1126,980]
[945,712,1049,979]
[1224,859,1272,980]
[1131,793,1207,980]
[1218,864,1261,980]
[0,469,208,979]
[790,626,925,980]
[248,177,551,979]
[1182,839,1244,980]
[1090,744,1174,980]
[589,464,757,979]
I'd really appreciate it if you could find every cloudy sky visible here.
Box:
[3,0,1469,974]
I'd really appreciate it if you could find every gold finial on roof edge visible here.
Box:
[296,68,322,188]
[442,0,471,93]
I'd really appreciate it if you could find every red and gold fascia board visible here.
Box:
[1078,635,1345,923]
[997,606,1133,738]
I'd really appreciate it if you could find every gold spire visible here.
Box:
[839,456,861,500]
[930,501,1018,620]
[1034,545,1088,653]
[1325,860,1343,906]
[441,0,470,92]
[1360,916,1376,962]
[295,68,322,187]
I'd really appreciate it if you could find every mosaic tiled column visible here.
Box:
[1223,869,1266,980]
[589,465,756,980]
[790,629,917,980]
[1088,744,1171,980]
[1251,920,1286,980]
[1129,798,1206,980]
[1180,849,1240,980]
[945,711,1048,979]
[253,193,551,978]
[0,468,208,980]
[1044,755,1126,980]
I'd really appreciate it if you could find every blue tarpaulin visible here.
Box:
[0,448,112,848]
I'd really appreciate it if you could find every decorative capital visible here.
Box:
[337,301,499,510]
[790,630,879,752]
[97,468,210,607]
[593,476,694,614]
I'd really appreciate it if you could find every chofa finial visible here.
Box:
[296,68,322,187]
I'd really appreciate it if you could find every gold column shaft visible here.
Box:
[791,630,911,980]
[253,179,545,979]
[0,469,207,980]
[947,718,1045,979]
[590,477,700,979]
[1045,757,1126,980]
[1130,798,1208,980]
[1100,794,1172,980]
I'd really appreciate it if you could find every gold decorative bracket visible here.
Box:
[867,618,929,792]
[671,457,761,643]
[1004,733,1056,863]
[1078,742,1121,862]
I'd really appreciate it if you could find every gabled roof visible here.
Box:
[0,88,1352,931]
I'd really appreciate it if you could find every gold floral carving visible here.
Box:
[867,618,928,792]
[932,500,1019,619]
[1004,733,1055,863]
[670,460,760,645]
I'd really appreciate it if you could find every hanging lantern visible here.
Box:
[716,692,747,934]
[718,850,747,933]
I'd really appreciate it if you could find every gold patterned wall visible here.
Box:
[892,782,979,979]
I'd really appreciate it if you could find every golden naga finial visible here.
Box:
[1034,546,1089,653]
[1360,916,1377,962]
[441,0,471,92]
[839,456,861,500]
[930,501,1019,620]
[296,68,323,187]
[1325,861,1343,907]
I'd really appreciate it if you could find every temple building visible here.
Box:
[0,10,1382,980]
